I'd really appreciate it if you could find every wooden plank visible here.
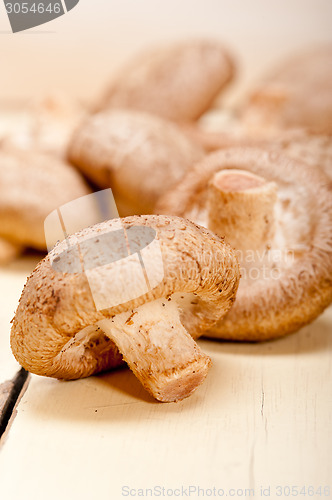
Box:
[0,368,29,439]
[0,304,331,500]
[0,256,39,439]
[0,381,14,417]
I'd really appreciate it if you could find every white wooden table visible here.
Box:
[0,256,331,500]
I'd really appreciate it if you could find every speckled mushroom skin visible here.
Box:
[241,45,332,135]
[268,130,332,185]
[157,148,332,341]
[97,39,235,122]
[11,215,240,380]
[0,148,91,249]
[67,110,204,214]
[196,128,332,184]
[183,121,332,187]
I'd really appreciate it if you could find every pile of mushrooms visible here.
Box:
[182,46,332,175]
[5,39,332,403]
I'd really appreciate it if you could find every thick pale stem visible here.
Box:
[98,298,211,402]
[207,169,277,253]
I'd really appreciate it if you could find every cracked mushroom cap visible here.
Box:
[156,148,332,341]
[68,109,204,215]
[0,147,91,250]
[96,39,235,122]
[241,45,332,135]
[11,215,240,402]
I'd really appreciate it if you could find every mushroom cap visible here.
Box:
[97,39,235,122]
[68,110,204,214]
[241,45,332,134]
[182,120,264,153]
[156,148,332,340]
[268,130,332,184]
[1,92,85,158]
[0,147,91,249]
[184,125,332,184]
[11,215,240,379]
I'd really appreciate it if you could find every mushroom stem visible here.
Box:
[98,298,211,402]
[207,169,277,254]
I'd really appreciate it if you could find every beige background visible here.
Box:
[0,0,332,106]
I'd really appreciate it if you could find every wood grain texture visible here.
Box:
[0,381,14,417]
[0,369,29,442]
[0,252,331,500]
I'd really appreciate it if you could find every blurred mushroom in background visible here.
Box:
[267,130,332,184]
[96,39,235,123]
[240,45,332,135]
[183,116,332,183]
[0,147,91,262]
[181,109,264,152]
[0,91,86,158]
[183,46,332,179]
[68,109,204,215]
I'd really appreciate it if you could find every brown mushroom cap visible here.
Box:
[182,120,264,153]
[0,148,91,250]
[183,119,332,184]
[268,130,332,184]
[11,215,240,401]
[156,148,332,340]
[241,45,332,135]
[68,110,204,214]
[97,39,235,122]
